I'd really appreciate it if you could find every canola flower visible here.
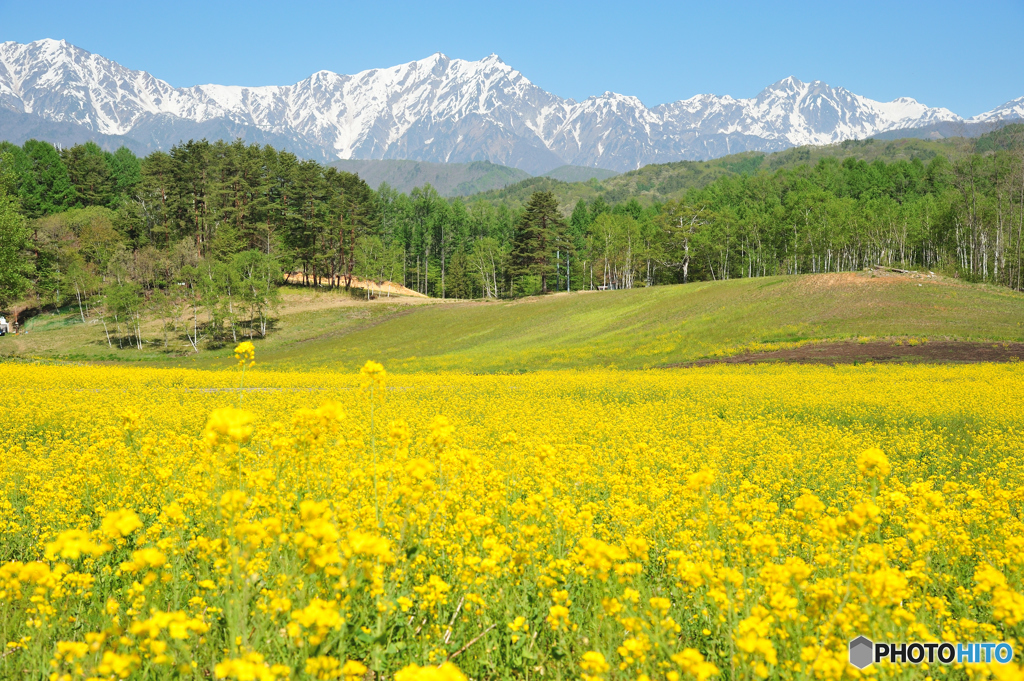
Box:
[235,341,256,400]
[0,362,1023,680]
[235,341,256,369]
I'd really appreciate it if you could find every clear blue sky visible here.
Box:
[2,0,1022,116]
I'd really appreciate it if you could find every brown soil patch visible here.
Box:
[274,291,436,316]
[282,273,428,298]
[794,269,951,293]
[686,340,1024,366]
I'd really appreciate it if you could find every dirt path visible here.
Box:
[684,340,1024,366]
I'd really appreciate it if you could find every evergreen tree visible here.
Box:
[140,150,175,246]
[107,146,142,204]
[510,191,566,294]
[21,140,76,217]
[445,247,474,299]
[170,140,214,256]
[0,157,30,310]
[0,143,24,196]
[63,142,114,207]
[570,199,590,242]
[589,196,611,222]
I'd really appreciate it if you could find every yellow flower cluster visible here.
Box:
[1,361,1023,680]
[359,359,386,391]
[204,407,256,447]
[234,341,256,368]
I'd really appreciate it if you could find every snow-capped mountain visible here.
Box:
[0,39,1019,174]
[972,96,1024,123]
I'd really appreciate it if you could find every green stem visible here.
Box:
[371,385,381,528]
[238,363,246,488]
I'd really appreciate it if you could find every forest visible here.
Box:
[0,127,1022,351]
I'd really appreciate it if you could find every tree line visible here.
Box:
[0,129,1022,351]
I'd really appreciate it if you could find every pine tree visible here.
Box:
[172,140,215,256]
[107,146,142,205]
[63,142,114,207]
[510,191,566,294]
[570,199,590,240]
[21,140,76,217]
[445,247,474,299]
[140,150,175,246]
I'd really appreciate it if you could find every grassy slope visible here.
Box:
[210,273,1024,372]
[6,272,1023,373]
[0,287,434,365]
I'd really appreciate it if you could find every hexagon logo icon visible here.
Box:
[849,636,874,669]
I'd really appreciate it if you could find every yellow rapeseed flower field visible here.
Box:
[1,359,1023,680]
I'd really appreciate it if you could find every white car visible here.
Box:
[0,317,8,336]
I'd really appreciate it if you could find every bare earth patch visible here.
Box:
[274,290,436,316]
[794,268,981,293]
[282,274,427,298]
[686,340,1024,366]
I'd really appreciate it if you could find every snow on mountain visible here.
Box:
[971,96,1024,123]
[0,39,1020,173]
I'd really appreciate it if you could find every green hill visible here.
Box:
[465,128,1024,210]
[541,165,619,182]
[8,272,1022,373]
[328,159,530,196]
[301,125,1024,207]
[245,273,1024,372]
[324,160,621,196]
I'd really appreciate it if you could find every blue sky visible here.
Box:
[2,0,1022,116]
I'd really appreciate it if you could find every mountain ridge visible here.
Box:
[0,39,1021,173]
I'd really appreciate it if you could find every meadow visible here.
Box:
[2,357,1023,680]
[6,272,1024,372]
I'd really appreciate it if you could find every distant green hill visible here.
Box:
[465,135,977,209]
[333,124,1024,207]
[328,159,531,196]
[541,165,619,182]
